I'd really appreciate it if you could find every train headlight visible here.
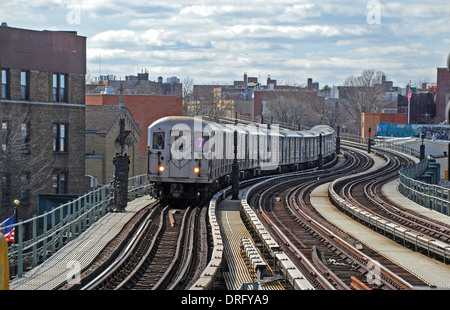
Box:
[158,165,165,173]
[193,167,200,174]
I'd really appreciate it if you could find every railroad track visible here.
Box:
[62,141,450,291]
[73,201,208,290]
[333,143,450,262]
[247,147,430,290]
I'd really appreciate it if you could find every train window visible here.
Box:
[170,130,191,154]
[152,132,165,150]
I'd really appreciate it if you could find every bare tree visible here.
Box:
[0,103,55,219]
[343,69,388,113]
[188,84,235,121]
[182,76,194,116]
[341,69,389,131]
[264,90,333,128]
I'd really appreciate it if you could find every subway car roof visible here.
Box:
[149,116,334,137]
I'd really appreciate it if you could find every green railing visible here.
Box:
[2,174,151,278]
[398,159,450,216]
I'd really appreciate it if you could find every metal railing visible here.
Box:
[1,174,151,278]
[398,159,450,216]
[340,133,421,158]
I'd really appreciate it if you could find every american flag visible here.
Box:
[0,214,15,242]
[407,88,412,100]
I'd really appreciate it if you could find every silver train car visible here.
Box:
[147,116,335,202]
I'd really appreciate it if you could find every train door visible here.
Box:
[245,132,249,168]
[169,129,191,178]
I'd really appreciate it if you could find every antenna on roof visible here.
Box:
[118,83,124,108]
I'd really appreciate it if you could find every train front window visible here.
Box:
[170,130,191,153]
[152,132,165,150]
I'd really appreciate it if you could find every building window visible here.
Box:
[1,173,11,206]
[1,122,8,154]
[1,69,9,99]
[21,122,30,154]
[53,73,67,102]
[20,172,30,203]
[53,172,67,194]
[20,71,29,100]
[53,123,67,153]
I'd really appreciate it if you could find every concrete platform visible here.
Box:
[310,152,450,288]
[216,193,283,290]
[10,196,154,290]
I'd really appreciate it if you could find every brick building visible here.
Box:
[0,24,86,221]
[361,113,407,139]
[397,92,436,124]
[436,67,450,122]
[191,74,319,119]
[85,105,143,186]
[85,94,183,157]
[86,71,182,97]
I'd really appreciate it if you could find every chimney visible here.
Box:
[244,72,248,85]
[118,84,124,108]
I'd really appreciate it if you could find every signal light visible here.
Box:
[368,127,372,135]
[193,167,200,174]
[158,165,165,173]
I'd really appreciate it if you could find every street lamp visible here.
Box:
[14,199,19,220]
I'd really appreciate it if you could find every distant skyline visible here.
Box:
[1,0,449,88]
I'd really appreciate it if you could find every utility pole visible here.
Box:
[336,126,341,155]
[113,118,130,212]
[231,129,239,200]
[420,132,425,161]
[318,133,323,170]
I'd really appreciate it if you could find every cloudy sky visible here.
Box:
[1,0,449,88]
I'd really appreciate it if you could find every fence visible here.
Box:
[340,133,421,158]
[1,174,151,278]
[398,159,450,216]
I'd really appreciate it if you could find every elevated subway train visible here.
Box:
[147,116,335,202]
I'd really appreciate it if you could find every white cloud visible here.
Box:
[3,0,448,86]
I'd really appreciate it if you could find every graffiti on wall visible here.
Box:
[377,123,450,140]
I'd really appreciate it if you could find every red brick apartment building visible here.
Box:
[0,24,86,221]
[436,68,450,122]
[85,94,182,157]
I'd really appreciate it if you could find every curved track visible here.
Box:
[66,141,450,291]
[337,147,450,243]
[247,146,433,289]
[332,143,450,262]
[76,202,209,290]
